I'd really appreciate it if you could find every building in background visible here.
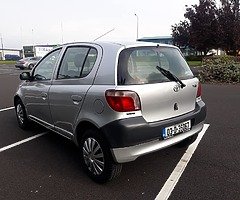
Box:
[137,36,225,56]
[23,45,57,58]
[137,36,173,45]
[0,45,57,60]
[0,49,21,60]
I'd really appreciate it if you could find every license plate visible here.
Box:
[162,120,191,140]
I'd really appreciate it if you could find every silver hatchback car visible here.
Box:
[14,42,206,183]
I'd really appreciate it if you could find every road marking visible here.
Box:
[0,106,14,112]
[0,132,48,153]
[155,124,210,200]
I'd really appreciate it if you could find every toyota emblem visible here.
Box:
[173,85,180,92]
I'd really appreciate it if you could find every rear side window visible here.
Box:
[57,46,97,79]
[117,47,193,85]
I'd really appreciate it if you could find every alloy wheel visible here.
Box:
[83,138,105,175]
[16,104,24,124]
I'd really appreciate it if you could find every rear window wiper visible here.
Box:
[156,66,186,88]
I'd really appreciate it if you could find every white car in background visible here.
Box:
[15,57,42,69]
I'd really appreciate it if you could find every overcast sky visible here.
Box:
[1,0,203,49]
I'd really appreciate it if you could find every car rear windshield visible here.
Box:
[117,46,194,85]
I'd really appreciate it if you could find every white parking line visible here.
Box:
[0,132,48,153]
[0,106,14,112]
[155,124,210,200]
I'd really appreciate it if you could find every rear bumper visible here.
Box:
[100,100,206,163]
[112,122,204,163]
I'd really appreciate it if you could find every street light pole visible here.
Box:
[31,29,34,46]
[0,33,4,60]
[61,22,64,44]
[134,13,139,40]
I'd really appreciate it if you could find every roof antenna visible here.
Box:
[93,28,115,41]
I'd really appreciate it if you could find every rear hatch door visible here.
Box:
[117,45,198,123]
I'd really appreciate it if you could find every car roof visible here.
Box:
[61,41,177,50]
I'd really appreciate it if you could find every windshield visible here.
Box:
[117,46,193,85]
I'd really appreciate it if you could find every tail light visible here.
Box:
[196,82,202,98]
[105,90,141,112]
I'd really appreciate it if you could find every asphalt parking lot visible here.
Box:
[0,64,239,200]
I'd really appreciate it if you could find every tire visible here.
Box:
[28,64,34,69]
[176,133,199,148]
[15,99,30,129]
[79,129,122,183]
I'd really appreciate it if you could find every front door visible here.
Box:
[23,48,62,128]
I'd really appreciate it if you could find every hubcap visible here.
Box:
[83,138,104,175]
[16,104,24,124]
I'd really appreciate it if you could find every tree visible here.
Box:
[184,0,220,55]
[218,0,240,55]
[171,20,190,49]
[172,0,240,55]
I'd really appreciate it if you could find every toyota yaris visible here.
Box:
[14,41,206,183]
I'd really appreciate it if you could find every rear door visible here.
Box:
[49,45,100,137]
[117,46,198,123]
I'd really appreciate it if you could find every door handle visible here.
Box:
[71,95,82,105]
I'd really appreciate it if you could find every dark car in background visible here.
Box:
[5,54,21,61]
[15,57,41,69]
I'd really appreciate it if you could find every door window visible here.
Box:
[33,49,62,80]
[57,47,97,79]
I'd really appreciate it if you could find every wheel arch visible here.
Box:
[14,95,22,107]
[74,120,110,148]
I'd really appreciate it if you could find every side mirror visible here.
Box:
[20,72,32,81]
